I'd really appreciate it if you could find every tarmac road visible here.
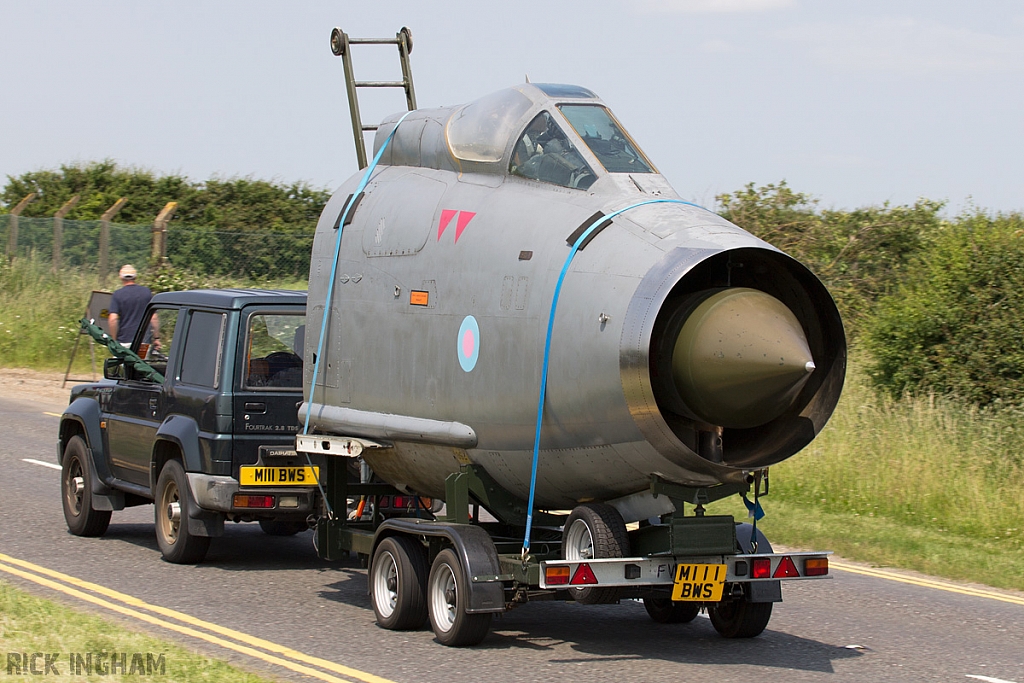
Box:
[1,392,1022,683]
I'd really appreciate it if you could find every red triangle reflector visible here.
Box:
[570,563,598,585]
[773,556,800,578]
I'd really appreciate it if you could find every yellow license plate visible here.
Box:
[671,563,727,602]
[239,466,319,486]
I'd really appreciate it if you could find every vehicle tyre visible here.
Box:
[643,597,700,624]
[709,599,773,638]
[258,519,308,536]
[427,548,491,646]
[561,503,629,604]
[155,459,211,564]
[370,536,428,630]
[61,435,111,537]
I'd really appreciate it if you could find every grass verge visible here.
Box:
[0,579,278,682]
[708,497,1024,593]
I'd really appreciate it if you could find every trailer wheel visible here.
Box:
[427,548,491,646]
[643,597,700,624]
[155,459,211,564]
[562,503,629,604]
[370,536,428,630]
[61,435,111,537]
[709,599,772,638]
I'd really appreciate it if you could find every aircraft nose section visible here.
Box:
[671,288,815,429]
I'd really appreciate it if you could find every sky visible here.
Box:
[1,1,1022,215]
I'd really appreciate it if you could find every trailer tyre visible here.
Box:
[61,435,111,537]
[562,503,629,604]
[370,536,428,630]
[427,548,491,646]
[709,599,772,638]
[643,597,700,624]
[155,459,211,564]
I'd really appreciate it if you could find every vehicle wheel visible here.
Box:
[61,435,111,537]
[427,548,491,646]
[643,597,700,624]
[155,460,211,564]
[258,519,308,536]
[370,536,428,630]
[562,503,629,604]
[709,599,773,638]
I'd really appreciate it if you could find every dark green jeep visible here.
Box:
[58,289,318,563]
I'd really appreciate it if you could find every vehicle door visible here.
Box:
[104,306,180,487]
[162,309,232,475]
[233,307,306,480]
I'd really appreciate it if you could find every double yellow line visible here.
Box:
[0,553,396,683]
[830,560,1024,606]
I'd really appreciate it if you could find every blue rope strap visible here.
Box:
[521,198,712,557]
[304,112,412,436]
[301,113,411,520]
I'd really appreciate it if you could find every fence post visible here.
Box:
[99,197,127,287]
[152,202,177,266]
[52,195,80,272]
[7,193,37,259]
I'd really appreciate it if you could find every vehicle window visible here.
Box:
[179,311,225,388]
[557,104,655,174]
[137,308,178,382]
[245,312,305,390]
[510,112,595,190]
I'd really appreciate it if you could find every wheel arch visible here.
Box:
[151,414,203,491]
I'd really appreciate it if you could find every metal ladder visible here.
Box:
[330,27,417,169]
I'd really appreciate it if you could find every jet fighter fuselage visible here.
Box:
[301,83,845,516]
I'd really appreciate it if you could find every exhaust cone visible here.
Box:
[672,288,815,429]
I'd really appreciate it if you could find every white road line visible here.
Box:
[22,458,61,471]
[967,674,1018,683]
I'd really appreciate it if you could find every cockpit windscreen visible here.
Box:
[558,105,655,174]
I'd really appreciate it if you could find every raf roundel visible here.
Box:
[457,316,480,372]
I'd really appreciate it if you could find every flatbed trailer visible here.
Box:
[299,434,831,646]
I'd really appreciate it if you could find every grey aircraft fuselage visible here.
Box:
[301,83,845,516]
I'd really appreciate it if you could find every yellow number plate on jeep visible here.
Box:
[671,563,727,602]
[239,466,319,486]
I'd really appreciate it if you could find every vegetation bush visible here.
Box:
[864,211,1024,406]
[717,182,942,336]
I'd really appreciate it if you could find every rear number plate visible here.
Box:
[239,466,319,486]
[671,563,727,602]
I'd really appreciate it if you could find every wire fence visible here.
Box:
[0,215,313,282]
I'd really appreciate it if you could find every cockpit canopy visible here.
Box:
[373,83,656,191]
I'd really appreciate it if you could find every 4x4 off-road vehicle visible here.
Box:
[58,289,319,563]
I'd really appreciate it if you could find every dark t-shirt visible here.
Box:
[109,284,153,343]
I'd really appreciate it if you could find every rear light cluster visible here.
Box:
[378,495,432,510]
[233,494,275,508]
[804,557,829,576]
[544,563,598,586]
[753,555,828,578]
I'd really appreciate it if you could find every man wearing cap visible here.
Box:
[108,264,154,345]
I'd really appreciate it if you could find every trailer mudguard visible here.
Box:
[373,519,505,614]
[736,522,782,603]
